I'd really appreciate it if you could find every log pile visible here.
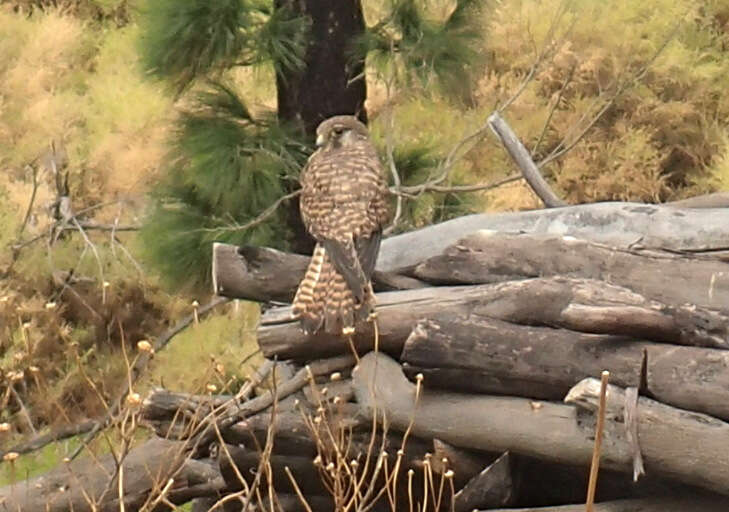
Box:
[3,202,729,511]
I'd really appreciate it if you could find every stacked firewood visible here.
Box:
[209,201,729,511]
[3,201,729,511]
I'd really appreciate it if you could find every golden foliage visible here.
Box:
[474,0,729,206]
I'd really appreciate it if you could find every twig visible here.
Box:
[585,370,610,512]
[17,164,40,239]
[538,18,683,170]
[396,174,522,195]
[188,190,301,235]
[285,466,315,512]
[498,0,574,113]
[532,62,576,155]
[9,384,37,435]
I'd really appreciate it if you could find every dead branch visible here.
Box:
[488,112,567,208]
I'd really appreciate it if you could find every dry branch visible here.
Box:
[488,112,567,208]
[212,243,425,302]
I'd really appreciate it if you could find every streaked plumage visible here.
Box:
[292,116,389,335]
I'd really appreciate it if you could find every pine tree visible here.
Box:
[138,0,481,289]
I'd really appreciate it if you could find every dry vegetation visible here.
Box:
[1,0,728,502]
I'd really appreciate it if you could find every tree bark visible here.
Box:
[352,351,729,496]
[400,312,729,421]
[257,277,729,360]
[275,0,368,254]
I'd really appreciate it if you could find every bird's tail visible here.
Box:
[292,244,374,335]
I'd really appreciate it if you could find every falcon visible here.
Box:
[292,115,390,335]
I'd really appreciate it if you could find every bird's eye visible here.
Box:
[333,126,344,135]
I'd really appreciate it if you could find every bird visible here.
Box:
[292,115,390,336]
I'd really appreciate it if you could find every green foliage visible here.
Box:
[138,0,308,92]
[140,82,309,289]
[356,0,481,94]
[140,303,262,395]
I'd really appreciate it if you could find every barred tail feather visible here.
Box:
[293,244,375,336]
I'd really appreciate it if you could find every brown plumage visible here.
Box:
[292,115,390,335]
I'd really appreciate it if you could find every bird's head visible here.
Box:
[315,116,369,150]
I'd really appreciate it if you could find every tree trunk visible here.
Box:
[275,0,368,253]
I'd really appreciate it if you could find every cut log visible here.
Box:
[0,439,213,512]
[258,277,729,360]
[376,202,729,272]
[413,232,729,312]
[401,313,729,421]
[565,377,729,497]
[212,243,426,302]
[352,351,729,496]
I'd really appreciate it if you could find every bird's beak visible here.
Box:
[315,134,324,147]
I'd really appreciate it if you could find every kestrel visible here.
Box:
[292,115,389,335]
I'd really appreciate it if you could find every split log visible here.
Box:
[413,232,729,312]
[454,451,515,512]
[401,312,729,420]
[481,496,729,512]
[0,439,214,512]
[258,277,729,360]
[352,351,729,495]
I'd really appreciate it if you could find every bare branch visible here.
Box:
[488,112,567,208]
